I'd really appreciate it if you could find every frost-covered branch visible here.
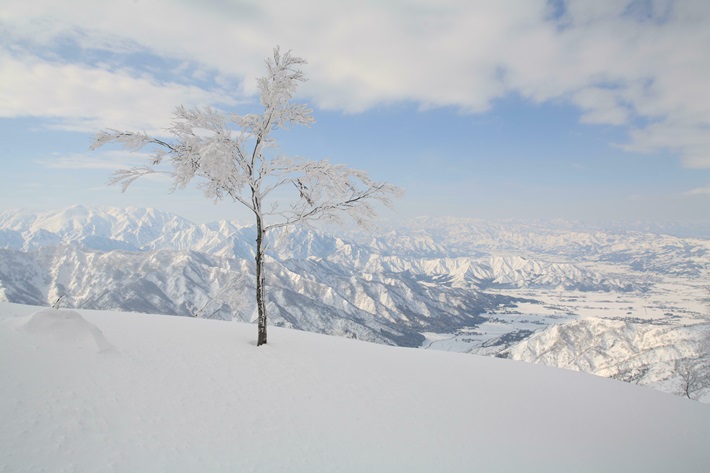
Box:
[107,167,162,193]
[264,161,402,231]
[90,46,401,346]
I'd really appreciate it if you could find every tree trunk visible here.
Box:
[255,214,268,346]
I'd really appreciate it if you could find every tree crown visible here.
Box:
[91,46,401,231]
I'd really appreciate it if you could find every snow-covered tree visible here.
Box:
[675,288,710,400]
[91,47,401,346]
[676,358,706,400]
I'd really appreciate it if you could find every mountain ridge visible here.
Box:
[0,206,708,399]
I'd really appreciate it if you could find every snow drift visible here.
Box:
[21,308,114,352]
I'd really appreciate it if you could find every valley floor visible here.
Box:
[420,273,710,401]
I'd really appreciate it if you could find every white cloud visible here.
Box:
[571,87,630,125]
[0,51,236,133]
[622,119,710,168]
[1,0,709,165]
[684,185,710,196]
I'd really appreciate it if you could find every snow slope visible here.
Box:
[1,302,709,473]
[1,206,709,403]
[499,317,708,397]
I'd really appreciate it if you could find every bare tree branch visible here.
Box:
[90,46,401,346]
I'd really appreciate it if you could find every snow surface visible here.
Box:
[1,302,709,472]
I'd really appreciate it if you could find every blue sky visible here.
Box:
[1,0,709,225]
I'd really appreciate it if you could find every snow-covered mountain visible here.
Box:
[0,206,708,399]
[0,205,236,253]
[498,317,709,398]
[0,206,638,345]
[392,216,710,277]
[4,206,707,278]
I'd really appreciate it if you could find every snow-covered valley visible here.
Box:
[0,206,708,401]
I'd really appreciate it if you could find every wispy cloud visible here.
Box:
[684,185,710,196]
[2,0,709,166]
[0,51,237,134]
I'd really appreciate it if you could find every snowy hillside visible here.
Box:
[1,302,709,473]
[499,317,709,399]
[1,206,708,400]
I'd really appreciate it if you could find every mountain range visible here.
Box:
[0,205,708,399]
